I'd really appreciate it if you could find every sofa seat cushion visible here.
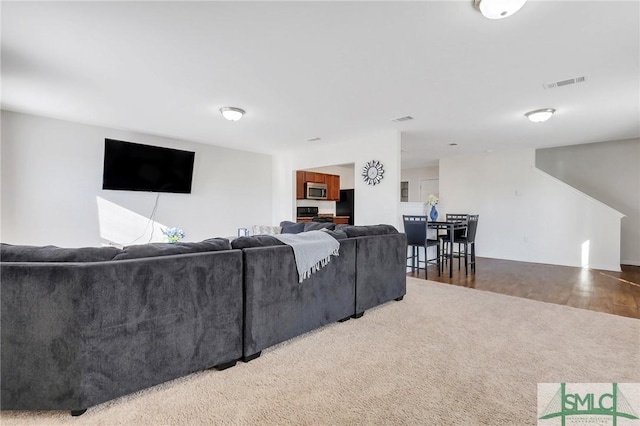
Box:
[336,225,399,237]
[0,243,122,262]
[113,238,231,260]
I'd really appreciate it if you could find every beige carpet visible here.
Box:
[2,278,639,425]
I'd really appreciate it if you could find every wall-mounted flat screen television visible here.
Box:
[102,138,195,193]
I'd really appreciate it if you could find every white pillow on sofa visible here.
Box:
[252,225,282,236]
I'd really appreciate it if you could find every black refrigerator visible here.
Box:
[336,189,354,225]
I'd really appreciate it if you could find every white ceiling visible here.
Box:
[2,1,639,169]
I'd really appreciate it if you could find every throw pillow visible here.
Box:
[281,222,305,234]
[252,225,282,235]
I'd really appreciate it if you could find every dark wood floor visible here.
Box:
[407,257,640,319]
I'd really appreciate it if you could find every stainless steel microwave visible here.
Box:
[305,182,328,200]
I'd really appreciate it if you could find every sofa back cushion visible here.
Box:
[0,243,121,262]
[281,221,337,233]
[303,222,336,232]
[231,235,285,249]
[321,229,348,240]
[336,225,399,237]
[112,238,231,260]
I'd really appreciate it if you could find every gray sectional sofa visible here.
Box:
[0,225,406,415]
[0,239,242,416]
[233,234,358,361]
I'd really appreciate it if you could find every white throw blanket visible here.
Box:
[273,230,341,282]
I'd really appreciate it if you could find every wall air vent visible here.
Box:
[543,76,586,90]
[392,115,414,122]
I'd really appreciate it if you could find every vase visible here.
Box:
[429,205,438,221]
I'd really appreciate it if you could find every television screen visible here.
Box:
[102,139,195,193]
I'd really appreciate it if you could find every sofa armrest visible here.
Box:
[352,233,407,314]
[242,239,356,357]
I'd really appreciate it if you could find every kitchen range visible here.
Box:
[296,206,350,225]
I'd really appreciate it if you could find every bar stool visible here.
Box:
[439,213,469,270]
[403,215,440,279]
[450,214,479,274]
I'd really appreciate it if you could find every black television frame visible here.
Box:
[102,138,195,194]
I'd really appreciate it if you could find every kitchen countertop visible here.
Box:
[296,216,350,219]
[296,216,350,224]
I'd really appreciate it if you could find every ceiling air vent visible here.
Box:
[392,115,414,122]
[307,137,322,142]
[543,76,586,90]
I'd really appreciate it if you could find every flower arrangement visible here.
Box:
[426,194,439,206]
[162,227,185,243]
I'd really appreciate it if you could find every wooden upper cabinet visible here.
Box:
[327,174,340,201]
[304,172,325,184]
[296,170,340,200]
[296,170,305,200]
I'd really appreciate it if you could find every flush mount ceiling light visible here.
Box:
[220,107,245,121]
[474,0,527,19]
[525,108,556,123]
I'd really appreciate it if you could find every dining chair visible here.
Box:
[438,214,469,269]
[450,214,479,275]
[403,215,440,279]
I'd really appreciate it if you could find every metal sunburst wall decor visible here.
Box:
[362,160,385,185]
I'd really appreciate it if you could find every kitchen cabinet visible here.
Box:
[304,172,325,184]
[296,171,305,200]
[296,170,341,201]
[327,174,340,201]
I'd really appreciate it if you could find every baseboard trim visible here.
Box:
[621,260,640,267]
[588,263,622,273]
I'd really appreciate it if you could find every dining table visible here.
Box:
[427,220,468,278]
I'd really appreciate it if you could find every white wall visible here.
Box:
[440,149,624,272]
[1,111,273,246]
[536,138,640,266]
[400,165,439,203]
[272,130,401,227]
